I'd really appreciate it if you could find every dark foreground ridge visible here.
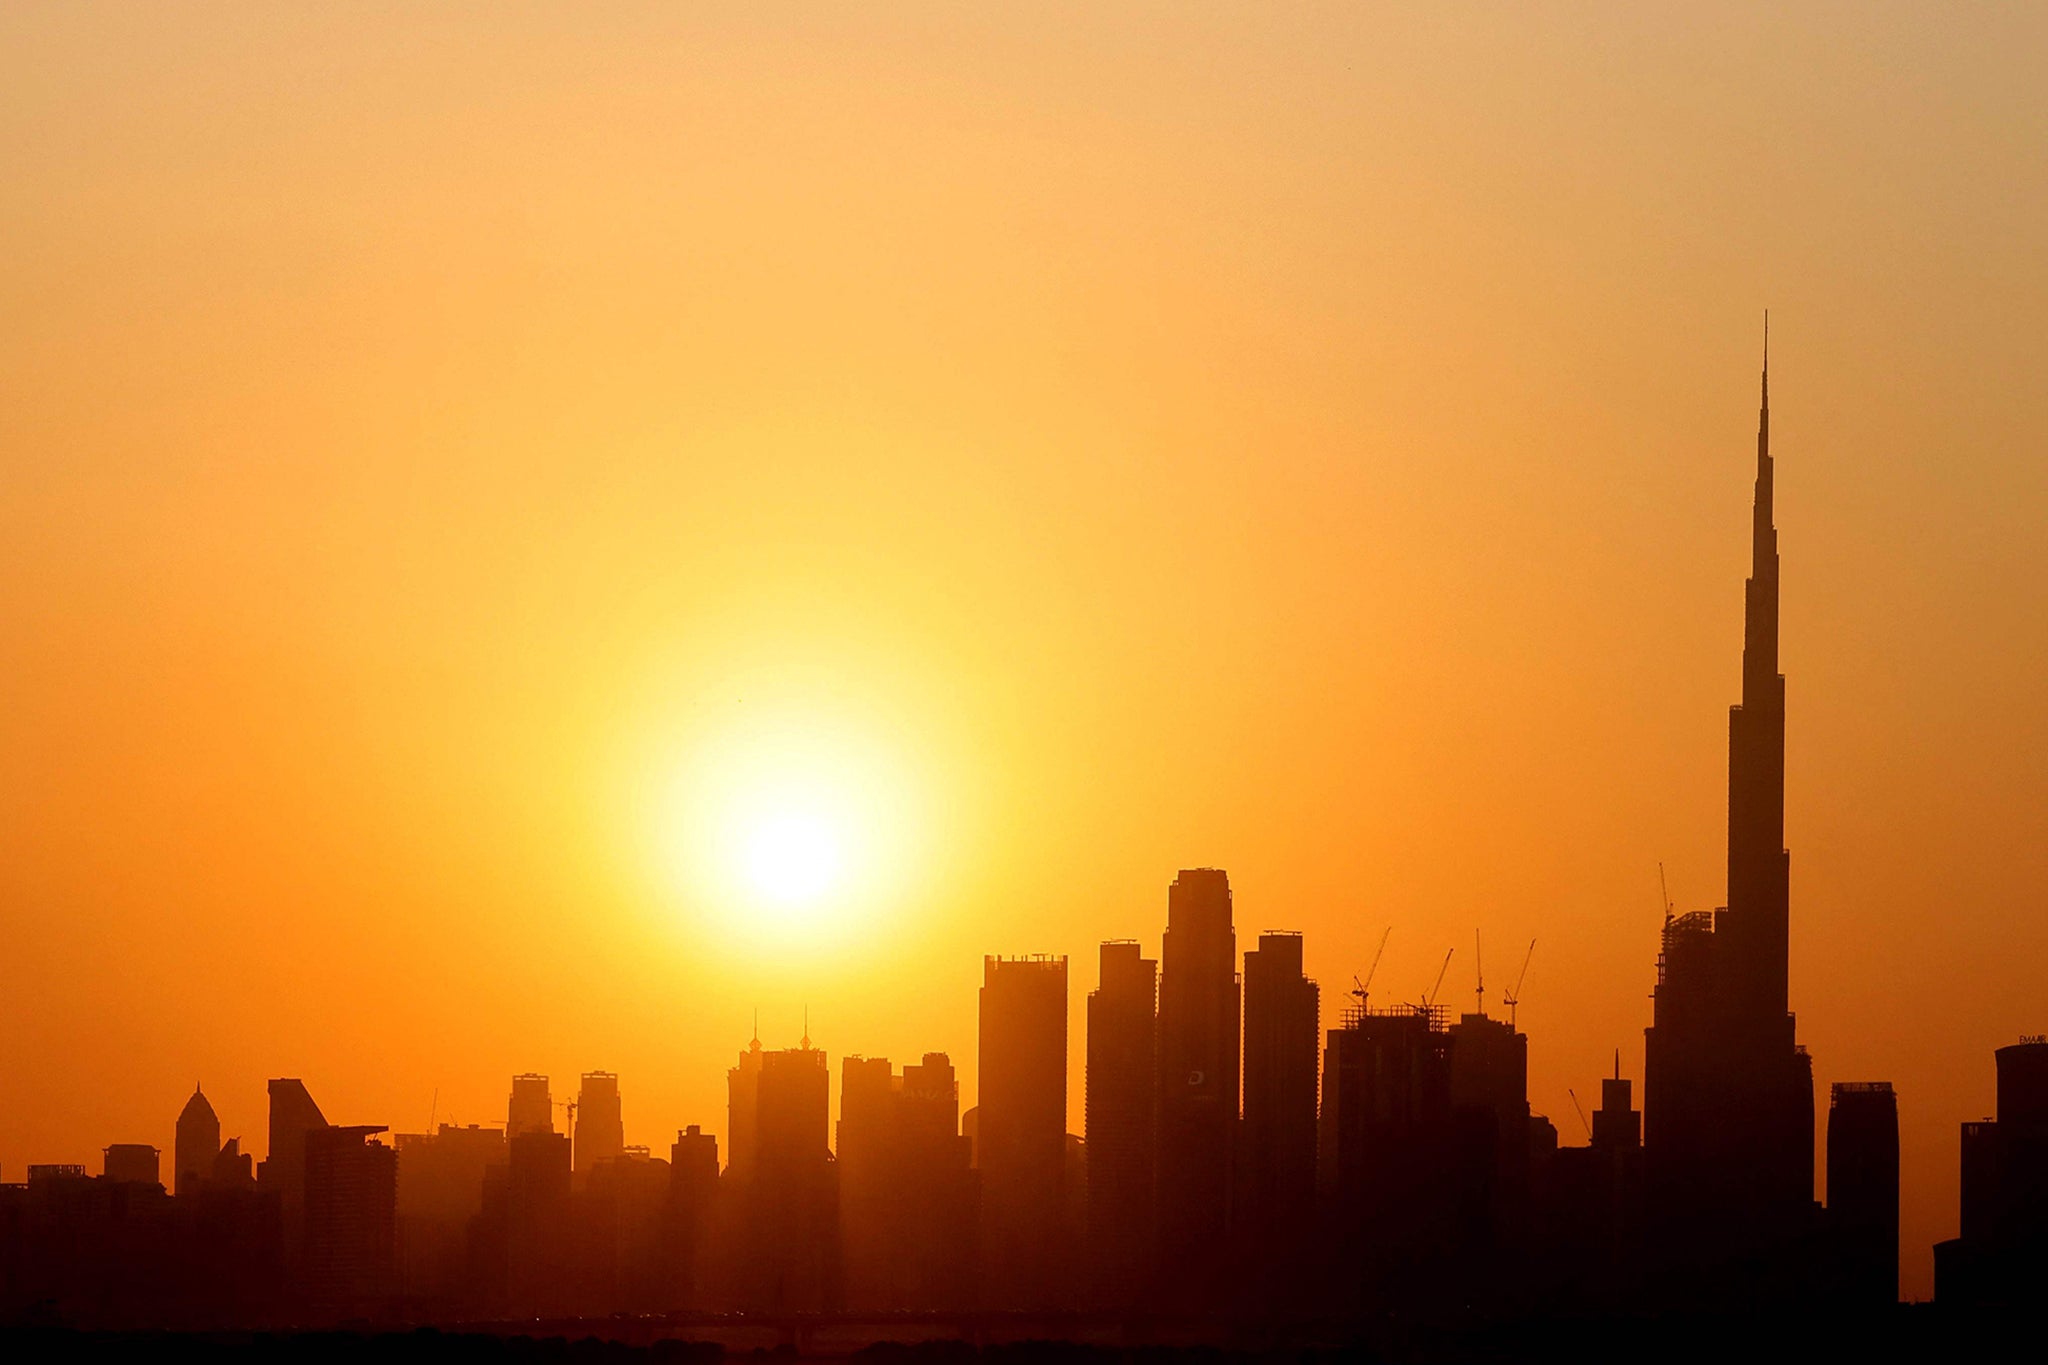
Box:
[0,1306,2034,1365]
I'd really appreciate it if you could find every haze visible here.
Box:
[3,3,2045,1301]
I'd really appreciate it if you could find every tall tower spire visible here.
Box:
[1726,310,1790,1018]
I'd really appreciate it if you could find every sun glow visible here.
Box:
[654,701,929,955]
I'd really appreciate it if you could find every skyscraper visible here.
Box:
[1935,1040,2048,1305]
[175,1085,221,1198]
[575,1071,624,1174]
[304,1124,398,1308]
[730,1037,833,1311]
[1643,332,1816,1289]
[1156,869,1237,1283]
[978,954,1068,1307]
[507,1074,553,1139]
[259,1077,329,1258]
[1241,931,1318,1232]
[1085,939,1157,1300]
[1826,1081,1899,1305]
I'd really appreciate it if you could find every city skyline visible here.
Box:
[6,6,2048,1316]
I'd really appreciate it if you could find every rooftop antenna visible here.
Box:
[801,1005,811,1050]
[751,1006,760,1048]
[1474,930,1485,1017]
[1614,1048,1622,1080]
[1350,927,1392,1012]
[1504,939,1537,1030]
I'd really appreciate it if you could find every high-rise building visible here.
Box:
[174,1086,220,1197]
[1643,335,1816,1290]
[102,1144,160,1186]
[1241,931,1318,1234]
[259,1077,329,1258]
[1826,1081,1899,1305]
[837,1052,974,1310]
[1086,939,1157,1300]
[727,1036,763,1183]
[1448,1008,1532,1248]
[731,1037,833,1311]
[1156,869,1238,1283]
[1935,1039,2048,1305]
[393,1123,506,1302]
[304,1125,398,1308]
[978,954,1068,1307]
[669,1125,720,1309]
[507,1074,553,1139]
[1319,1007,1461,1261]
[505,1128,574,1314]
[575,1072,624,1175]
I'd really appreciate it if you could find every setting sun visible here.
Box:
[740,810,845,910]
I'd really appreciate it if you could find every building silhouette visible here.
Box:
[501,1128,574,1314]
[1936,1038,2048,1304]
[175,1086,220,1198]
[1085,939,1157,1302]
[730,1037,834,1311]
[304,1124,397,1309]
[258,1077,329,1264]
[393,1122,505,1309]
[1447,1008,1532,1255]
[1643,334,1816,1294]
[102,1143,160,1187]
[1826,1081,1899,1305]
[978,954,1068,1307]
[575,1071,625,1175]
[668,1124,720,1309]
[837,1051,974,1310]
[1156,869,1238,1292]
[1241,931,1318,1236]
[507,1073,553,1139]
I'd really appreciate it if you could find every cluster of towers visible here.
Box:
[3,346,2043,1329]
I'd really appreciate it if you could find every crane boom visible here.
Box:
[1424,948,1454,1009]
[1503,938,1537,1029]
[1568,1087,1593,1141]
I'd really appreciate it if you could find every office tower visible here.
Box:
[393,1123,506,1303]
[101,1144,160,1186]
[979,954,1069,1307]
[732,1038,834,1311]
[258,1077,329,1257]
[1086,939,1157,1300]
[1643,335,1816,1289]
[212,1136,256,1187]
[670,1125,720,1309]
[1827,1082,1899,1305]
[1594,1067,1642,1151]
[507,1073,554,1139]
[304,1125,398,1308]
[1242,932,1319,1233]
[587,1144,671,1312]
[1936,1039,2048,1304]
[505,1129,574,1314]
[575,1071,625,1175]
[175,1086,220,1197]
[1320,1006,1476,1277]
[837,1052,974,1310]
[727,1035,763,1183]
[1448,1008,1532,1247]
[1157,868,1238,1284]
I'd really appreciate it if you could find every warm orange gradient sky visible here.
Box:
[3,5,2044,1299]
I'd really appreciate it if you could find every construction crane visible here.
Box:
[1659,861,1675,923]
[1568,1087,1593,1141]
[1503,938,1537,1029]
[1350,927,1392,1012]
[1473,930,1485,1016]
[1419,948,1454,1012]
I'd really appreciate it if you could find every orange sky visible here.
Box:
[3,5,2045,1300]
